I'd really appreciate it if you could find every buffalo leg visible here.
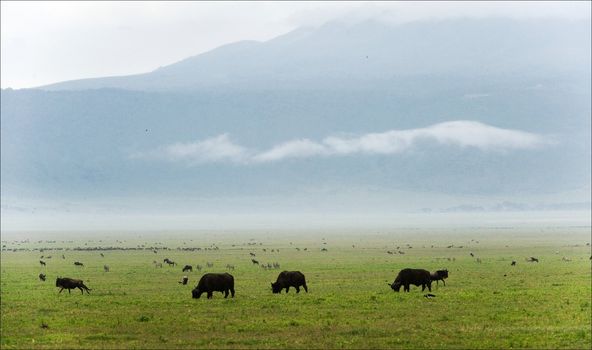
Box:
[405,284,410,292]
[59,287,64,294]
[79,287,84,294]
[427,282,432,292]
[230,289,235,297]
[285,286,289,293]
[303,284,308,293]
[422,284,426,291]
[207,291,213,299]
[224,290,229,298]
[442,280,446,286]
[296,286,300,293]
[68,288,71,294]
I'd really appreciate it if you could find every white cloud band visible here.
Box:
[132,120,550,164]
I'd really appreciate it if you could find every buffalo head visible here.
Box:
[390,282,402,292]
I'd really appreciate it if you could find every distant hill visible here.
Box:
[39,18,591,92]
[2,18,590,214]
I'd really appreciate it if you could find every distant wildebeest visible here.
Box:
[103,265,110,272]
[100,253,104,257]
[62,255,65,259]
[390,268,432,292]
[561,257,572,262]
[206,262,214,268]
[250,252,256,257]
[476,258,482,263]
[179,276,189,285]
[153,250,157,254]
[470,252,474,257]
[192,273,235,299]
[155,263,163,268]
[251,259,259,265]
[511,261,517,266]
[182,265,193,272]
[272,271,308,294]
[56,277,91,294]
[225,264,235,270]
[196,264,203,271]
[164,258,171,264]
[166,260,177,267]
[74,261,84,267]
[527,257,539,263]
[39,273,46,281]
[430,269,449,286]
[39,260,46,266]
[321,248,328,252]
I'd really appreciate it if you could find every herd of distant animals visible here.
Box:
[34,246,591,299]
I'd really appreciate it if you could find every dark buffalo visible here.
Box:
[56,277,91,294]
[182,265,193,272]
[511,261,517,266]
[192,273,235,299]
[272,271,308,294]
[74,261,84,267]
[39,273,46,281]
[179,276,189,285]
[390,268,432,292]
[39,260,46,266]
[430,269,449,286]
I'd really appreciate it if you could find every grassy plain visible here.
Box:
[1,227,591,349]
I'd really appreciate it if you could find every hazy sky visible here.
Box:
[1,1,590,89]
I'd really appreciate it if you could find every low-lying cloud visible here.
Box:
[133,121,550,165]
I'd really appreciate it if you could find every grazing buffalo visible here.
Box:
[182,265,193,272]
[430,269,449,286]
[39,273,46,281]
[74,261,84,267]
[39,260,46,266]
[511,261,517,266]
[390,268,432,292]
[527,257,539,263]
[272,271,308,294]
[56,277,91,294]
[179,276,189,285]
[103,265,110,272]
[251,259,259,265]
[192,273,235,299]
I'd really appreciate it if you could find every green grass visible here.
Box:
[1,228,591,349]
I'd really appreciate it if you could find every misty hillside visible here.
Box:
[1,18,590,211]
[40,18,591,92]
